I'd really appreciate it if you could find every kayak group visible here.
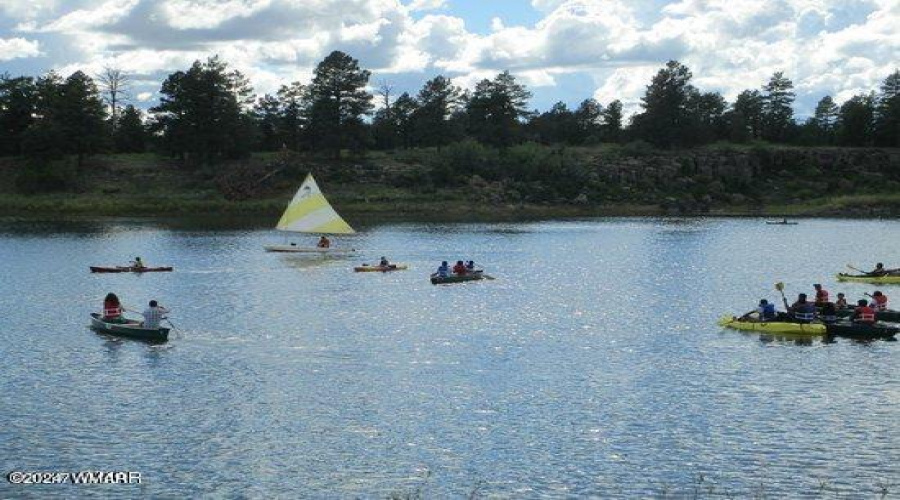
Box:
[742,284,889,325]
[436,260,478,277]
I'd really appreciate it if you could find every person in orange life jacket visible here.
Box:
[870,291,888,311]
[790,293,816,322]
[102,292,126,323]
[813,284,829,306]
[818,302,838,324]
[452,260,467,275]
[852,299,876,324]
[742,299,776,321]
[835,293,849,309]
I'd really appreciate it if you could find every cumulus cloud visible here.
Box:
[0,0,896,116]
[407,0,445,11]
[0,37,42,61]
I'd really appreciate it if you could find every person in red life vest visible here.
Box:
[835,292,849,309]
[452,260,467,275]
[102,292,126,323]
[813,284,829,306]
[870,291,888,311]
[851,299,876,324]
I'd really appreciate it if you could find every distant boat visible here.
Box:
[263,174,356,253]
[90,266,173,273]
[766,219,798,225]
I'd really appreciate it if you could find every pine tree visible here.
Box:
[305,51,373,157]
[114,105,147,153]
[761,72,795,142]
[837,93,875,146]
[412,75,463,147]
[874,70,900,147]
[631,60,697,148]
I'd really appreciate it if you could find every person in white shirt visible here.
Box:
[141,300,170,329]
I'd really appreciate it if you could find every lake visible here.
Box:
[1,217,898,498]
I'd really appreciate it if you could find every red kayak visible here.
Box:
[90,266,174,273]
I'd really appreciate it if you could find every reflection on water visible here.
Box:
[1,217,898,498]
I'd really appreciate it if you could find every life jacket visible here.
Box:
[453,264,467,275]
[103,302,122,318]
[873,294,888,311]
[792,302,816,322]
[760,303,776,320]
[855,306,876,323]
[815,289,829,304]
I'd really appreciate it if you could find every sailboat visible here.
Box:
[263,173,357,253]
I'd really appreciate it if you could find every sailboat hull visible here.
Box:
[264,245,356,254]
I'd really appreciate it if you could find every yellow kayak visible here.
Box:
[354,264,408,272]
[836,273,900,284]
[717,315,826,335]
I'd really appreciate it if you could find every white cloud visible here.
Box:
[407,0,445,11]
[0,38,42,61]
[0,0,895,117]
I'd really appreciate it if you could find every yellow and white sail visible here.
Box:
[275,174,355,234]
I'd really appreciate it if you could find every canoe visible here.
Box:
[354,264,408,272]
[834,308,900,322]
[766,221,798,225]
[836,273,900,284]
[89,313,169,343]
[90,266,173,273]
[431,271,485,285]
[717,315,826,334]
[824,321,898,340]
[264,245,356,253]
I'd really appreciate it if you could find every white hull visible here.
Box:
[264,245,356,253]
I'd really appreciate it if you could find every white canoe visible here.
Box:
[264,245,356,253]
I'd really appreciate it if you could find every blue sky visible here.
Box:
[0,0,897,117]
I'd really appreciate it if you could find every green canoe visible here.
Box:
[90,313,169,343]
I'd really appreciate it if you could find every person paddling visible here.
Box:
[851,299,876,324]
[436,261,450,278]
[742,299,776,321]
[452,260,467,275]
[141,300,170,329]
[317,236,331,249]
[379,256,391,267]
[130,256,146,269]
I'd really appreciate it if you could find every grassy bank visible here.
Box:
[2,146,899,220]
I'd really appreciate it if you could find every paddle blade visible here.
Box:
[775,282,784,292]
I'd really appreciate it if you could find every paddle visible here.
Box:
[846,263,866,274]
[164,318,183,337]
[775,282,790,312]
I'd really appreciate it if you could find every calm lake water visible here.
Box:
[1,217,898,498]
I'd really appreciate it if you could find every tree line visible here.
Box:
[1,51,898,178]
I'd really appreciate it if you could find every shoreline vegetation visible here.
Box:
[1,143,899,220]
[2,53,898,221]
